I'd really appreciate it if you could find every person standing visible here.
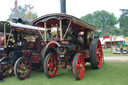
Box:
[120,46,123,55]
[126,47,128,55]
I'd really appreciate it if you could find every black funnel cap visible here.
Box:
[11,18,32,25]
[60,0,66,13]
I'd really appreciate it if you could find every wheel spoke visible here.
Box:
[97,58,100,63]
[17,68,24,73]
[76,64,80,70]
[48,63,52,68]
[23,60,28,66]
[97,48,100,52]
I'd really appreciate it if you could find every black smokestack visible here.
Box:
[60,0,66,13]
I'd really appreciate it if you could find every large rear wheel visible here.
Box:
[72,53,85,80]
[44,53,58,78]
[90,39,103,69]
[14,57,32,80]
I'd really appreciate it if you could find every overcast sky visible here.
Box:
[0,0,128,21]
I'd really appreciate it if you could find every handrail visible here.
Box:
[4,23,6,48]
[6,29,12,47]
[62,20,71,40]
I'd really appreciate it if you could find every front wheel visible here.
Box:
[72,53,85,80]
[14,57,32,80]
[44,53,58,78]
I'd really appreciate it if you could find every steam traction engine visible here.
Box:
[0,20,45,80]
[33,13,103,80]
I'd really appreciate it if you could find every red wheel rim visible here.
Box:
[96,40,103,68]
[17,58,31,79]
[46,54,58,77]
[75,54,85,79]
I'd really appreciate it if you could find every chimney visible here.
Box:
[60,0,66,13]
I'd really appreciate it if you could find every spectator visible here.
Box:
[126,47,128,55]
[120,47,123,55]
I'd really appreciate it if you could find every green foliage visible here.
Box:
[118,9,128,36]
[119,9,128,27]
[120,27,128,36]
[81,10,118,36]
[119,14,128,27]
[9,4,38,20]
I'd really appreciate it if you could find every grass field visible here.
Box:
[1,62,128,85]
[103,49,128,56]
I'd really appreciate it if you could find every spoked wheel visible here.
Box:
[0,57,13,78]
[90,39,103,69]
[72,53,85,80]
[96,40,103,68]
[44,53,58,78]
[14,57,32,80]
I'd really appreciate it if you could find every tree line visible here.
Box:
[9,4,38,21]
[80,10,128,37]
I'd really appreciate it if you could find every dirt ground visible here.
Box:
[104,56,128,62]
